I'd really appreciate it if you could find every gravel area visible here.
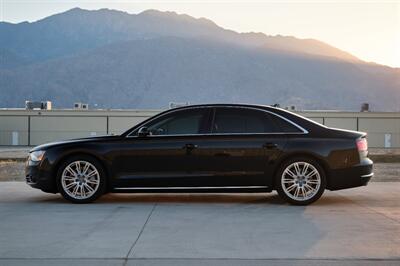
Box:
[1,160,398,182]
[0,146,31,160]
[0,160,25,181]
[369,148,400,155]
[372,163,400,181]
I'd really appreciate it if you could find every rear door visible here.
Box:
[190,107,288,187]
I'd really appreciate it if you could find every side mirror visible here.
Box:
[137,126,150,137]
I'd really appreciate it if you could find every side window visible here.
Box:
[270,116,303,133]
[213,108,277,134]
[147,109,208,135]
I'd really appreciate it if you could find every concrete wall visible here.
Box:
[0,109,399,148]
[0,116,29,145]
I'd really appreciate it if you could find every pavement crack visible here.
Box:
[124,203,157,265]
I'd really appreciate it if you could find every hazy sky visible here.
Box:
[1,0,399,68]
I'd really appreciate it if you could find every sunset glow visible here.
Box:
[1,0,399,67]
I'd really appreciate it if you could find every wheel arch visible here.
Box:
[272,152,331,189]
[52,151,111,192]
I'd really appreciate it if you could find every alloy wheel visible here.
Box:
[61,160,100,200]
[281,161,321,201]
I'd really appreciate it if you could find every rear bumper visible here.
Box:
[327,158,373,191]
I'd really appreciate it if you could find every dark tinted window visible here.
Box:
[147,109,207,135]
[270,115,303,133]
[213,108,277,133]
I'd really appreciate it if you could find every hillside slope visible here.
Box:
[0,8,398,110]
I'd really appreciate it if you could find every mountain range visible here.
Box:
[0,8,399,110]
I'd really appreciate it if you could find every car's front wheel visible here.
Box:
[56,155,106,203]
[276,157,326,205]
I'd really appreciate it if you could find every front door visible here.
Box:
[111,108,211,188]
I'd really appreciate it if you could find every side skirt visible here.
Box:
[111,186,271,193]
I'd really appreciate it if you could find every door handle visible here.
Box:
[263,143,278,149]
[183,143,198,150]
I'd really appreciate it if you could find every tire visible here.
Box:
[275,157,326,205]
[56,155,106,203]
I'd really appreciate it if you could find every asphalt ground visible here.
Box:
[0,182,399,266]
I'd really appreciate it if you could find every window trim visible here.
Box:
[126,105,308,138]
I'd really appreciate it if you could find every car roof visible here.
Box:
[121,103,327,136]
[166,103,328,134]
[169,103,277,112]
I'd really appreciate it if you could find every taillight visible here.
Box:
[356,138,368,152]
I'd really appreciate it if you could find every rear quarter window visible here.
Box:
[270,115,303,133]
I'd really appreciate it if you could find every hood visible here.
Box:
[29,135,121,152]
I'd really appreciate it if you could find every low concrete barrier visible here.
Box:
[1,109,399,148]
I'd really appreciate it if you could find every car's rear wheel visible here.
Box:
[276,157,326,205]
[56,155,106,203]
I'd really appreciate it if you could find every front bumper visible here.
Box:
[327,158,373,191]
[25,160,57,193]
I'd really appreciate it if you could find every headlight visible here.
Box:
[29,150,45,162]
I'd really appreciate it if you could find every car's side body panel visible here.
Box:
[25,104,373,196]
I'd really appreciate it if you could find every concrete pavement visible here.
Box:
[0,182,399,265]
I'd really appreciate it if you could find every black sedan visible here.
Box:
[26,104,373,205]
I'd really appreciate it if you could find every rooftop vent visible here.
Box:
[25,101,52,110]
[361,103,369,112]
[74,102,89,110]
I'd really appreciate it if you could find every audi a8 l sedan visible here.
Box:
[26,104,373,205]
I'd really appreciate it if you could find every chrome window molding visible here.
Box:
[127,132,306,138]
[361,173,374,178]
[126,105,309,138]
